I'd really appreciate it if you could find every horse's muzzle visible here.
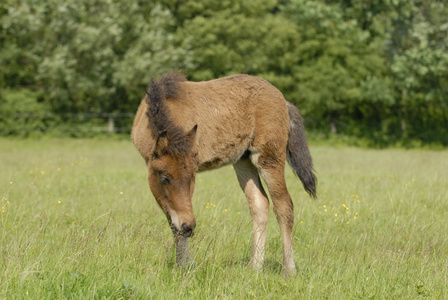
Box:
[181,222,195,237]
[171,222,195,237]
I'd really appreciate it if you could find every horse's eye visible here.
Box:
[160,176,170,184]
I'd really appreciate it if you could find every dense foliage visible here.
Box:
[1,0,447,144]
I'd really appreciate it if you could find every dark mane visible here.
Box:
[146,72,191,156]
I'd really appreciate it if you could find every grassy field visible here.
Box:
[1,138,447,299]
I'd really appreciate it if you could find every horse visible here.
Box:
[131,72,317,276]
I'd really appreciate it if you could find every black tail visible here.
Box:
[286,102,317,199]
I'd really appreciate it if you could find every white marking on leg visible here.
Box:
[234,159,270,271]
[250,191,269,270]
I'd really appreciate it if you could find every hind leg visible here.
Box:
[233,158,270,270]
[251,150,297,277]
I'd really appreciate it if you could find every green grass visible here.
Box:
[1,138,447,299]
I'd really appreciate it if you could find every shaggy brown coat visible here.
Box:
[132,73,316,276]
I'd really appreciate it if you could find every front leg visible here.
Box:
[175,235,193,267]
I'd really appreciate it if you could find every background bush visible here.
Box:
[1,0,447,144]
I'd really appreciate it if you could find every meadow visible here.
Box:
[1,138,447,299]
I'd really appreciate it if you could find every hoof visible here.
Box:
[248,259,263,272]
[282,267,297,279]
[177,258,195,270]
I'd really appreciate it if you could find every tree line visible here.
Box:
[1,0,447,145]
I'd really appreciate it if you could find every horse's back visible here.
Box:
[180,75,289,170]
[178,74,288,128]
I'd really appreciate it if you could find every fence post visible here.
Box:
[108,117,115,133]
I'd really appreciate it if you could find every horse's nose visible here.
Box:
[181,222,195,237]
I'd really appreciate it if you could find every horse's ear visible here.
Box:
[159,130,168,138]
[187,124,199,146]
[154,130,169,156]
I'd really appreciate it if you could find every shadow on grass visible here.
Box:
[222,256,284,274]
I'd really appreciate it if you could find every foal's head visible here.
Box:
[148,125,198,237]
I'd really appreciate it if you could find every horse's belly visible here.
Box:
[197,141,249,172]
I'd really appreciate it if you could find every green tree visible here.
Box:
[0,0,45,90]
[173,0,292,81]
[387,0,448,141]
[1,0,446,144]
[324,0,448,143]
[282,0,388,134]
[1,0,193,115]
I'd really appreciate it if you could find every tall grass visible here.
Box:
[1,138,447,299]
